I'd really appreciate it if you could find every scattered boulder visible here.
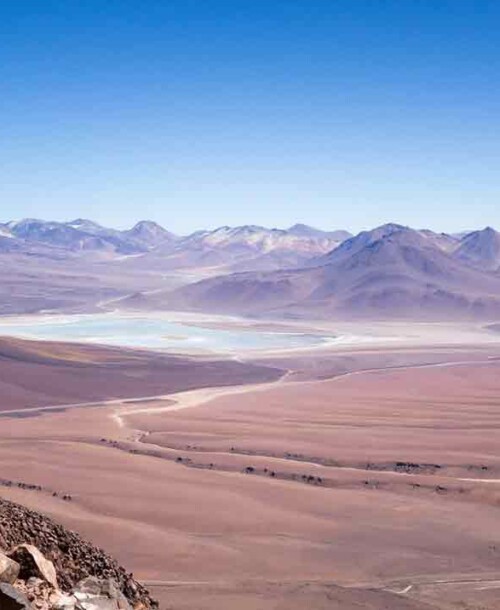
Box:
[0,498,157,608]
[0,582,32,610]
[51,592,77,610]
[0,551,20,584]
[0,544,144,610]
[15,577,60,610]
[9,544,58,589]
[72,577,132,610]
[50,578,133,610]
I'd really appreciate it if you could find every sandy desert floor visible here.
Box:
[0,320,499,609]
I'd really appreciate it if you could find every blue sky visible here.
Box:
[1,0,499,234]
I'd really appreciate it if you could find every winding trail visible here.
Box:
[1,357,498,423]
[112,369,293,427]
[2,351,500,606]
[113,356,500,428]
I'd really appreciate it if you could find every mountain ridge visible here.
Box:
[154,224,500,320]
[1,218,499,320]
[0,218,352,271]
[454,226,500,271]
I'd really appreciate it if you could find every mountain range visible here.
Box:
[1,218,500,319]
[0,218,348,270]
[145,224,500,319]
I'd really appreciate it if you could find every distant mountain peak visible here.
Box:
[70,217,96,225]
[289,223,311,230]
[288,223,352,241]
[130,220,165,230]
[454,226,500,270]
[288,223,319,235]
[483,226,497,234]
[125,220,177,248]
[0,225,15,243]
[67,218,105,232]
[7,218,45,229]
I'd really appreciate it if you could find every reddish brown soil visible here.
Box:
[0,340,499,609]
[0,337,282,411]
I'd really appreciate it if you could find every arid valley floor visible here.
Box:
[4,0,500,603]
[0,319,499,609]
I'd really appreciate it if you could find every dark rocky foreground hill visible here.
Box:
[0,497,157,609]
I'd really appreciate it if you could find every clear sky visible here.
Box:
[1,0,499,234]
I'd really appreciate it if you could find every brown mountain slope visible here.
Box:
[0,337,282,412]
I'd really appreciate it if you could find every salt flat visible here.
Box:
[0,311,329,353]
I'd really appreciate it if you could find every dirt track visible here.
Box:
[0,333,499,608]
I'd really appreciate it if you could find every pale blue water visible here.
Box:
[0,314,328,353]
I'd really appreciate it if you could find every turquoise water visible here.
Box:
[0,314,328,353]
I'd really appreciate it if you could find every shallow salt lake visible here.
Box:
[0,313,330,353]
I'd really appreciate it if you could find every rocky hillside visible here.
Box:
[0,497,157,609]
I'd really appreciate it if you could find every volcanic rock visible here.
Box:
[0,551,20,584]
[0,582,32,610]
[9,545,58,589]
[0,498,157,609]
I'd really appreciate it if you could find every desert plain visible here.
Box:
[0,317,499,609]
